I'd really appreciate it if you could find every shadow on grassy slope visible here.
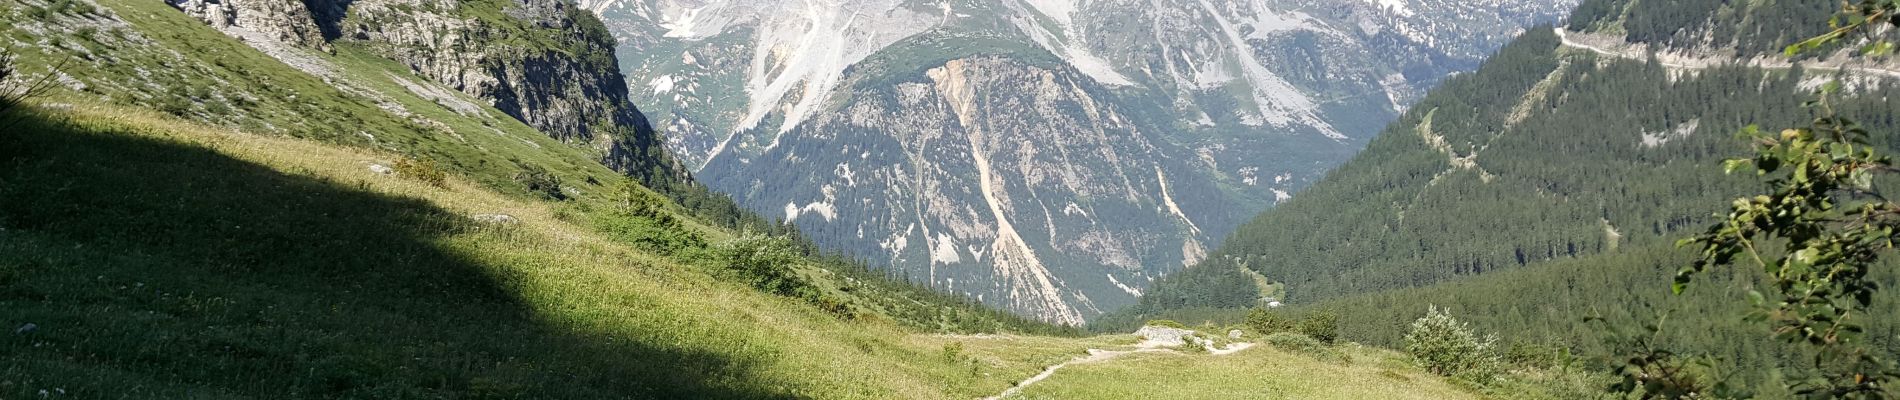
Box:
[0,111,791,399]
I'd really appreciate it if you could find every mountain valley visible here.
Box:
[584,0,1576,323]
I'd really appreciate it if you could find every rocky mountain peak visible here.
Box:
[583,0,1574,323]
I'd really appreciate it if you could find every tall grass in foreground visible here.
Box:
[0,106,1113,398]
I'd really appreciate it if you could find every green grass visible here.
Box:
[0,107,765,398]
[0,105,1105,398]
[1010,344,1477,400]
[0,104,1310,399]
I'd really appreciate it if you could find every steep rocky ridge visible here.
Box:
[166,0,680,181]
[584,0,1575,324]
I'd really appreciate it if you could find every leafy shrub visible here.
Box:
[717,234,805,295]
[1264,332,1327,354]
[1245,307,1296,336]
[514,164,565,200]
[595,183,705,255]
[595,211,703,255]
[812,293,860,320]
[393,157,449,188]
[940,341,965,363]
[1404,306,1501,381]
[1298,312,1339,344]
[717,234,864,321]
[1177,334,1210,354]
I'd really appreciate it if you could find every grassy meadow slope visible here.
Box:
[0,104,1093,398]
[1013,344,1480,400]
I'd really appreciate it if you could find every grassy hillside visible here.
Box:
[1011,344,1484,400]
[0,104,1070,398]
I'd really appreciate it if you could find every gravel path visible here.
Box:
[981,327,1256,400]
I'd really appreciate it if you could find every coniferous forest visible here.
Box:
[1108,0,1900,392]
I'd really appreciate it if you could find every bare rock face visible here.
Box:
[1134,325,1195,347]
[168,0,329,49]
[166,0,681,183]
[587,0,1576,324]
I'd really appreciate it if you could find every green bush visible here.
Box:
[1176,333,1212,354]
[717,235,802,293]
[1244,307,1296,336]
[1264,332,1327,354]
[1298,312,1339,344]
[394,157,449,188]
[514,164,565,200]
[595,212,704,255]
[715,234,845,319]
[1403,306,1501,381]
[940,341,965,363]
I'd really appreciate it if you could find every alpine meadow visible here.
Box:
[3,0,1900,399]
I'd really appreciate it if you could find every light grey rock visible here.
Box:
[472,214,520,225]
[1134,325,1195,347]
[166,0,328,49]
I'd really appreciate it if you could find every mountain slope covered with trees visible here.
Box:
[1111,0,1900,392]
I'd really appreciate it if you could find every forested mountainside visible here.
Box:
[579,0,1575,324]
[1111,0,1900,389]
[1567,0,1840,57]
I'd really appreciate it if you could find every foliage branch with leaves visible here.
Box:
[1657,3,1900,397]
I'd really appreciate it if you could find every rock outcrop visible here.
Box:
[167,0,680,183]
[168,0,328,49]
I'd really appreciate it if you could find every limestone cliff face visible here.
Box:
[167,0,679,182]
[588,0,1576,323]
[168,0,328,48]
